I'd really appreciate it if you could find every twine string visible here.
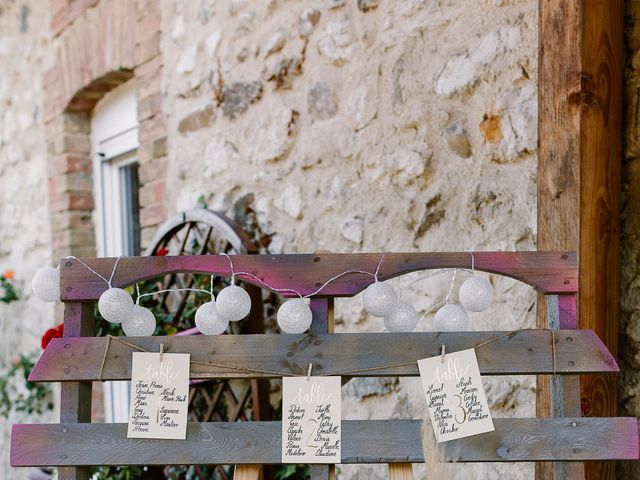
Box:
[551,329,556,376]
[96,328,558,381]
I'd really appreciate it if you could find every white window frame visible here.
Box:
[91,81,139,423]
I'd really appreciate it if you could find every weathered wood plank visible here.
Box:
[29,330,617,383]
[58,302,94,480]
[58,252,577,301]
[442,418,637,463]
[11,418,638,467]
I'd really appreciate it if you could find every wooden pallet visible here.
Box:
[10,252,639,479]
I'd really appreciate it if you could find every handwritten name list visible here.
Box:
[127,352,190,440]
[282,376,341,463]
[418,348,494,443]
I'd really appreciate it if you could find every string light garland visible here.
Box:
[31,266,60,303]
[98,288,134,324]
[195,300,229,335]
[384,301,418,332]
[31,250,495,337]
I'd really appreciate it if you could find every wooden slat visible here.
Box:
[442,418,637,462]
[58,252,577,301]
[29,330,617,383]
[11,418,638,467]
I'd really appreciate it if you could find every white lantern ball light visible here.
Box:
[216,285,252,321]
[459,275,493,312]
[31,267,61,303]
[98,288,134,324]
[195,300,229,335]
[122,305,156,336]
[434,303,469,331]
[277,298,313,334]
[362,281,398,317]
[383,301,418,332]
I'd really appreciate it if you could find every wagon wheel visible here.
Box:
[143,208,272,480]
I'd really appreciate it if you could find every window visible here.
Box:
[92,81,141,257]
[91,81,139,422]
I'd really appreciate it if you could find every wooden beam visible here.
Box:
[58,252,577,301]
[28,330,618,383]
[10,418,638,467]
[538,0,624,480]
[538,1,623,479]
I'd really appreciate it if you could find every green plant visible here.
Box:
[274,464,310,480]
[91,466,157,479]
[0,352,54,417]
[0,270,19,303]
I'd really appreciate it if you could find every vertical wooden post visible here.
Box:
[544,295,584,480]
[234,465,262,480]
[245,284,271,479]
[538,1,623,479]
[58,302,95,480]
[388,463,414,480]
[309,297,335,480]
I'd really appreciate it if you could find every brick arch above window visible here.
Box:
[44,0,166,261]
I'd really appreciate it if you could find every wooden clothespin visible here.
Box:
[307,363,313,381]
[159,343,165,362]
[441,345,446,364]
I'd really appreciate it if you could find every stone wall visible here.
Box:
[164,1,538,478]
[0,1,57,479]
[620,3,640,479]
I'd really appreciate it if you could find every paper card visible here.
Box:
[282,376,341,464]
[417,348,494,443]
[127,352,190,440]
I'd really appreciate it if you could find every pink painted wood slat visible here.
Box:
[58,251,577,301]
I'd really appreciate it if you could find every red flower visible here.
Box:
[41,323,64,349]
[155,247,169,256]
